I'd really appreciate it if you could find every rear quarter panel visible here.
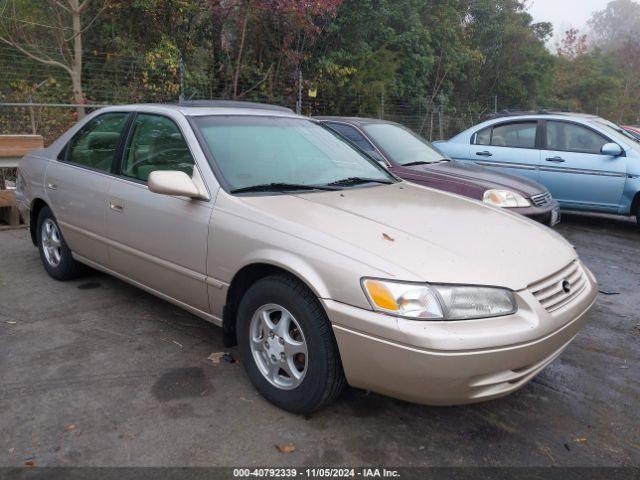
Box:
[16,151,51,223]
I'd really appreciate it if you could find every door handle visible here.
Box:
[109,201,124,213]
[545,156,565,163]
[46,182,57,190]
[475,151,493,157]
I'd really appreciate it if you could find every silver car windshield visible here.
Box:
[362,123,450,166]
[193,115,396,192]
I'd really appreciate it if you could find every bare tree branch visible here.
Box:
[0,36,72,74]
[77,0,92,14]
[64,2,107,41]
[238,63,274,98]
[50,0,71,13]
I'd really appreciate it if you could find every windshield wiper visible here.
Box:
[327,177,394,187]
[401,159,448,166]
[230,182,340,194]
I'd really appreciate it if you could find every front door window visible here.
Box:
[545,121,608,154]
[122,114,195,182]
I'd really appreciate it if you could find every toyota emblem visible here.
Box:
[562,280,571,293]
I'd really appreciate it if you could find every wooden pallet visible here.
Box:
[0,135,43,229]
[0,189,22,228]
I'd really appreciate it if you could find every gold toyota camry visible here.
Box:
[16,101,598,413]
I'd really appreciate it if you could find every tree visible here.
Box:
[462,0,554,109]
[0,0,109,118]
[588,0,640,123]
[556,28,587,59]
[588,0,640,51]
[209,0,342,102]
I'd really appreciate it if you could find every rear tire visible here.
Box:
[36,206,85,280]
[237,274,346,413]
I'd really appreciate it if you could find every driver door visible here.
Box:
[105,113,213,314]
[539,120,626,211]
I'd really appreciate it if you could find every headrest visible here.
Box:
[87,132,120,150]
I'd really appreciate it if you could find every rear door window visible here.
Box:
[64,113,129,172]
[546,121,609,154]
[490,122,537,148]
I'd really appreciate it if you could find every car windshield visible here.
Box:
[193,115,396,193]
[362,123,450,166]
[591,119,640,146]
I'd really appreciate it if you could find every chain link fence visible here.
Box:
[0,44,576,145]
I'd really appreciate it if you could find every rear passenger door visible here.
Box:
[45,112,130,266]
[470,120,541,181]
[105,113,213,314]
[539,120,626,211]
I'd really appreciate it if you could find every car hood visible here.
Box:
[399,160,545,196]
[238,183,575,290]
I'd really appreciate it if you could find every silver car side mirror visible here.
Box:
[601,143,622,157]
[148,170,202,198]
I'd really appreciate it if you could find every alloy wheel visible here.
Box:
[249,303,308,390]
[41,219,62,268]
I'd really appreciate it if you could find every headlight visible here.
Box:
[362,279,517,320]
[483,189,531,208]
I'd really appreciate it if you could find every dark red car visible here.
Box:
[623,125,640,140]
[317,117,560,226]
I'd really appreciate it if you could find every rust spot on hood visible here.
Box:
[382,233,395,242]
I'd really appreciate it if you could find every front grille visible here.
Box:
[531,191,553,207]
[529,261,587,313]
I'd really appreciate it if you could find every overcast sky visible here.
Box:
[528,0,611,46]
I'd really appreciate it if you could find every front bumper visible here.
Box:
[513,200,560,226]
[323,266,597,405]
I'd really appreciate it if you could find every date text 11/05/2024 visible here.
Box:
[232,468,401,478]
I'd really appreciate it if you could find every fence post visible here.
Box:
[179,51,186,103]
[28,97,36,135]
[296,70,303,115]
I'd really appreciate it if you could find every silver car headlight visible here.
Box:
[483,189,531,208]
[362,279,517,320]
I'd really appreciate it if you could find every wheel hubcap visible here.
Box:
[249,304,308,390]
[41,219,62,267]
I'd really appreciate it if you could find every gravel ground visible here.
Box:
[0,212,638,467]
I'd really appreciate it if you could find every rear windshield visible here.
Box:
[192,115,395,192]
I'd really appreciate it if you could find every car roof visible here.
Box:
[487,110,599,120]
[97,101,301,119]
[314,116,398,126]
[469,112,606,131]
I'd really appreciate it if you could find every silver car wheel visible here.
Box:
[249,303,308,390]
[41,218,62,268]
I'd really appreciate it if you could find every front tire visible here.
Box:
[237,274,346,413]
[36,206,85,280]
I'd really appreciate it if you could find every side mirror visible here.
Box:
[148,170,202,198]
[601,143,622,156]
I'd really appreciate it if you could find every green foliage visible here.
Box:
[1,0,640,139]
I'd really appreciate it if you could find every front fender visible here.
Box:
[619,174,640,215]
[235,248,332,299]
